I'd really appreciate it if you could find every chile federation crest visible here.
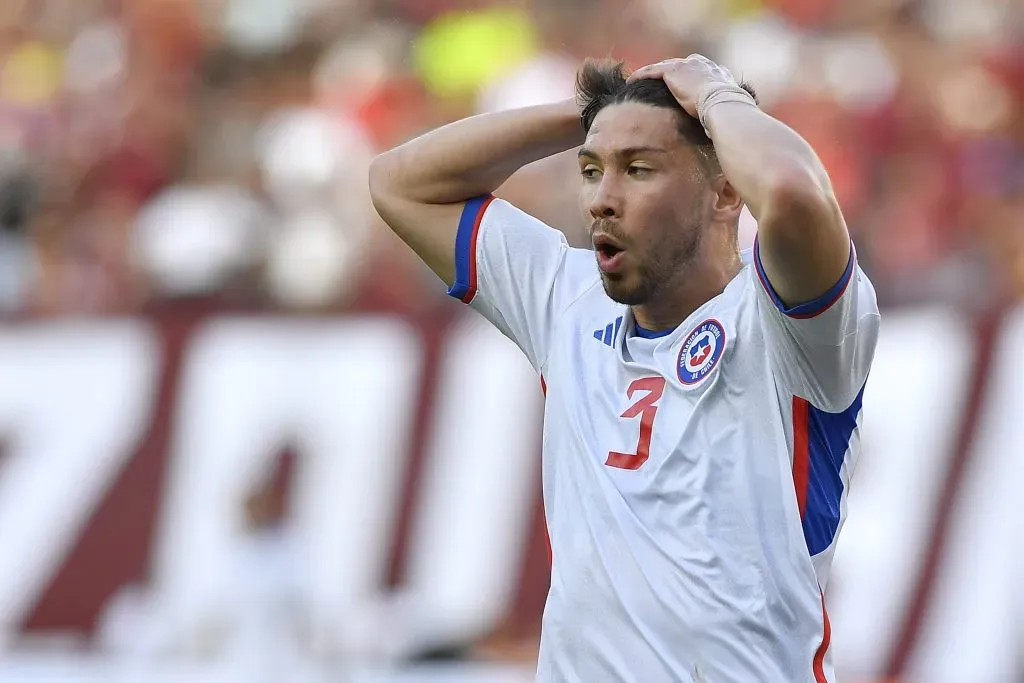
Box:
[677,319,726,385]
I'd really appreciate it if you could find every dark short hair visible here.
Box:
[576,59,758,174]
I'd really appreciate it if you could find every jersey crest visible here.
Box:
[677,318,726,385]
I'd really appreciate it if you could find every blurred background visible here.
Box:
[0,0,1020,681]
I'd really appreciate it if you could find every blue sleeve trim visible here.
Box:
[753,236,855,319]
[447,195,494,303]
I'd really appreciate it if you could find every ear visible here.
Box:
[710,175,744,223]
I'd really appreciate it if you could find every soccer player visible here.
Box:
[369,55,880,683]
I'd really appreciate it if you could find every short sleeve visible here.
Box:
[447,195,595,372]
[752,236,881,412]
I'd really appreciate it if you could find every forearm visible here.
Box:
[704,98,849,304]
[703,101,833,221]
[370,98,584,205]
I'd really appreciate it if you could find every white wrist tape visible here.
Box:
[696,83,758,136]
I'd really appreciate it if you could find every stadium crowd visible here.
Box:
[0,0,1020,318]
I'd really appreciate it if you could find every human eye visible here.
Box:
[580,165,602,180]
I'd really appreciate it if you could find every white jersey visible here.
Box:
[447,196,880,683]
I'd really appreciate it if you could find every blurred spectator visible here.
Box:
[0,0,1013,318]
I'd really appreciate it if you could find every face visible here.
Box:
[578,102,713,305]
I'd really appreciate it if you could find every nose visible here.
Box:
[588,175,623,221]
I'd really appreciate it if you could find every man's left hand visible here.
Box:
[627,55,739,120]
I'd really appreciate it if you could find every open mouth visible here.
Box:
[593,234,625,259]
[592,233,626,273]
[597,242,623,259]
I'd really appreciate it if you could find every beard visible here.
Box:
[600,263,657,305]
[599,223,703,306]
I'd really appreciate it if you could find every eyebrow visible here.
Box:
[578,145,668,160]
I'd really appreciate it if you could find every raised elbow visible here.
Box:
[368,150,401,204]
[767,165,831,206]
[762,168,840,231]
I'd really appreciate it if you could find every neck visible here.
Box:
[632,236,743,332]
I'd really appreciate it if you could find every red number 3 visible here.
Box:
[606,377,666,470]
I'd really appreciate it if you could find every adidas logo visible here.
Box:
[593,316,623,347]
